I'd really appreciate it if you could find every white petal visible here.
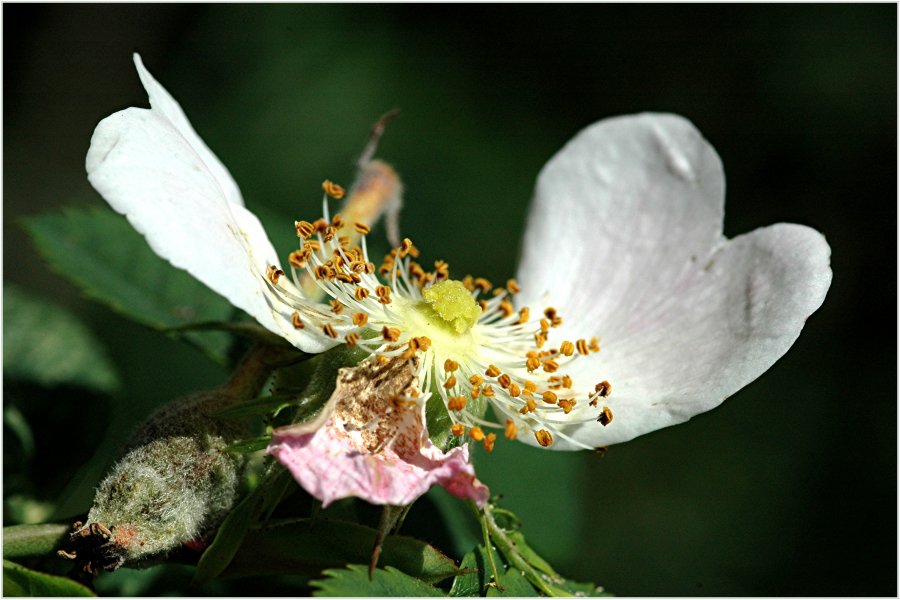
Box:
[86,59,336,354]
[132,54,244,207]
[516,114,832,449]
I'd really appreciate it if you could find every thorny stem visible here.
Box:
[369,504,406,579]
[224,343,311,402]
[480,503,568,597]
[470,501,504,593]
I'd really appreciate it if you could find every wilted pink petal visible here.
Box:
[268,357,489,508]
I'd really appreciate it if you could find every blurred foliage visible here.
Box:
[3,3,896,596]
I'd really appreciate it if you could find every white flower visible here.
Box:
[87,54,832,454]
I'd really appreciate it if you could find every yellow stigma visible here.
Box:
[421,280,481,334]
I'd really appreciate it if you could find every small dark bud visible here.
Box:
[60,390,250,574]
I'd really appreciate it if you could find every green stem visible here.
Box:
[470,501,504,592]
[223,343,310,403]
[481,504,567,597]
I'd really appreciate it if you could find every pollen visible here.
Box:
[443,375,458,389]
[519,398,537,414]
[468,426,485,442]
[534,429,553,447]
[322,179,346,199]
[469,374,483,386]
[598,406,613,426]
[576,339,589,356]
[560,341,575,356]
[485,364,501,378]
[354,222,371,234]
[447,396,467,411]
[352,312,368,327]
[506,278,520,294]
[295,220,315,238]
[444,359,459,372]
[266,265,284,285]
[557,398,576,414]
[508,382,521,397]
[483,433,496,453]
[451,423,466,437]
[355,287,369,301]
[504,419,518,440]
[542,390,558,404]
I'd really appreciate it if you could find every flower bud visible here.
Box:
[60,390,249,574]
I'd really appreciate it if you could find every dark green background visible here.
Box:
[4,4,896,596]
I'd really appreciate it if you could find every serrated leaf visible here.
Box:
[505,531,557,578]
[224,518,460,584]
[3,559,95,596]
[310,564,444,597]
[3,285,120,392]
[23,207,234,364]
[448,548,487,597]
[2,524,69,559]
[224,436,272,454]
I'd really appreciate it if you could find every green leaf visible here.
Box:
[310,564,444,597]
[192,491,261,587]
[2,524,69,559]
[449,547,491,597]
[224,518,460,584]
[487,568,538,597]
[505,531,557,578]
[3,559,95,596]
[3,285,120,392]
[23,207,235,364]
[223,436,272,454]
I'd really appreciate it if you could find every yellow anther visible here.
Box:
[485,365,501,378]
[468,426,485,442]
[589,337,601,352]
[506,278,520,294]
[508,382,521,398]
[473,278,492,293]
[497,374,511,389]
[524,380,537,394]
[534,429,553,447]
[295,220,315,238]
[560,341,575,357]
[505,419,518,440]
[345,332,360,348]
[443,375,458,389]
[382,326,401,342]
[289,249,309,269]
[598,406,613,426]
[595,380,612,397]
[519,398,537,414]
[355,287,370,301]
[447,396,467,411]
[399,238,415,258]
[557,399,576,414]
[469,374,483,386]
[291,312,304,329]
[331,213,344,229]
[518,307,530,325]
[353,222,371,234]
[322,179,346,199]
[266,265,284,285]
[562,375,573,389]
[322,323,338,338]
[330,300,344,315]
[352,312,368,327]
[470,385,481,399]
[483,433,496,453]
[542,390,558,404]
[576,339,589,356]
[534,332,547,348]
[542,359,559,373]
[482,385,495,398]
[417,336,432,351]
[444,359,459,372]
[540,319,550,332]
[451,423,466,437]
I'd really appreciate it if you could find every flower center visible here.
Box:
[418,280,482,334]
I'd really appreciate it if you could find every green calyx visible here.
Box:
[420,280,481,334]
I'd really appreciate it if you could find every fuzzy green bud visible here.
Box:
[62,390,250,574]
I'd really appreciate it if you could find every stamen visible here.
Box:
[504,419,518,440]
[323,323,338,338]
[534,429,553,447]
[353,312,369,327]
[448,396,467,411]
[322,179,346,199]
[291,312,304,329]
[483,433,496,452]
[597,406,613,426]
[451,423,466,437]
[266,265,284,285]
[468,426,485,442]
